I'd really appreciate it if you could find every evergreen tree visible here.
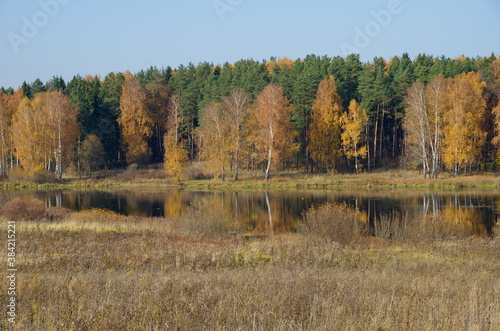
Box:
[47,76,66,92]
[31,78,47,95]
[21,81,32,99]
[100,72,125,166]
[291,55,328,170]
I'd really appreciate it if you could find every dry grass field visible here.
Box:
[1,200,499,330]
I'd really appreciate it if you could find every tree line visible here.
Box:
[0,53,499,180]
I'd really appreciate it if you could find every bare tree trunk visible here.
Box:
[373,105,379,169]
[265,145,272,181]
[55,125,63,179]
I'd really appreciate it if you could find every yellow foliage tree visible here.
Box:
[341,100,368,172]
[221,88,250,180]
[12,91,77,178]
[164,95,188,180]
[198,102,230,179]
[308,76,344,172]
[12,97,42,174]
[0,89,23,175]
[118,72,153,165]
[442,72,486,176]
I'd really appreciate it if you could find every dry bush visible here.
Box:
[373,211,409,240]
[2,198,47,221]
[7,167,29,182]
[33,171,58,184]
[174,198,245,238]
[184,162,211,180]
[299,202,367,245]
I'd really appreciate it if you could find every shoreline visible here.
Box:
[2,169,500,191]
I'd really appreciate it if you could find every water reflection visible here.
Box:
[2,189,498,236]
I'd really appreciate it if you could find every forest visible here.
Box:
[1,53,499,180]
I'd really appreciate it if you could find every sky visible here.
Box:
[1,0,499,89]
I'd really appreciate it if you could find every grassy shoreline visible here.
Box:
[4,169,500,191]
[1,205,499,330]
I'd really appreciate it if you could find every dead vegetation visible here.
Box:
[0,201,499,330]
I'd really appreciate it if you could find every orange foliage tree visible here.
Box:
[118,72,153,165]
[250,84,296,180]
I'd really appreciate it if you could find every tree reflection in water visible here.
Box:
[5,189,498,236]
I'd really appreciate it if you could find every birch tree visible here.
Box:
[222,88,249,180]
[118,72,153,165]
[341,100,368,172]
[404,76,448,179]
[0,89,23,175]
[44,91,78,179]
[308,76,344,172]
[164,94,188,180]
[251,84,296,180]
[12,92,77,178]
[442,72,486,176]
[198,102,229,179]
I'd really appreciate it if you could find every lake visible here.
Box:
[2,189,498,236]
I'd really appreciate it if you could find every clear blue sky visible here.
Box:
[1,0,499,89]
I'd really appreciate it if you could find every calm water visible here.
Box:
[2,189,499,236]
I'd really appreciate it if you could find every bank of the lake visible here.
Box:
[4,169,500,191]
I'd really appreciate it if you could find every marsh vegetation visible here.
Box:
[0,198,499,330]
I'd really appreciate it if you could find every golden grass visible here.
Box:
[1,206,499,330]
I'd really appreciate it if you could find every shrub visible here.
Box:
[46,207,74,221]
[299,203,366,245]
[7,168,29,182]
[2,199,47,221]
[175,198,245,238]
[184,162,211,180]
[34,171,58,184]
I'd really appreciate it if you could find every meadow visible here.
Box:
[0,198,499,330]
